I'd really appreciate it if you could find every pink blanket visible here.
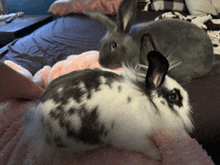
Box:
[0,51,214,164]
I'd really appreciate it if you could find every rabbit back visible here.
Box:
[132,19,214,83]
[39,68,155,150]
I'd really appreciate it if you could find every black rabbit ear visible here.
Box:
[140,32,158,65]
[116,0,137,33]
[83,9,116,31]
[145,51,169,90]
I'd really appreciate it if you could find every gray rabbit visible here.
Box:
[83,0,220,84]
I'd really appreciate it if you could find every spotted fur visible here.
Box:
[22,54,193,163]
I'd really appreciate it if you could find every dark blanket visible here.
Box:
[0,15,107,74]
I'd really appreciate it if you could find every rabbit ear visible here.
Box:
[140,32,158,65]
[141,32,157,52]
[145,51,169,90]
[83,9,116,31]
[116,0,137,33]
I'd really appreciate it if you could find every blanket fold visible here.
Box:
[0,61,44,101]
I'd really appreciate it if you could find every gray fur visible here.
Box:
[83,0,220,84]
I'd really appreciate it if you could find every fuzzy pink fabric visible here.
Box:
[0,51,214,165]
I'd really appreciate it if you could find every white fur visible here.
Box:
[22,66,193,163]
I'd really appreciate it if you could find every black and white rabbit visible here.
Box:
[83,0,220,84]
[20,50,193,164]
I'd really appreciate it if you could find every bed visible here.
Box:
[0,0,220,164]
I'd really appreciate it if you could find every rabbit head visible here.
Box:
[83,0,139,68]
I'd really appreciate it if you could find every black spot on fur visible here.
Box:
[118,86,122,92]
[105,80,112,89]
[40,68,122,103]
[39,69,121,146]
[87,93,92,100]
[51,86,86,105]
[111,122,115,130]
[68,107,76,115]
[71,87,86,103]
[66,105,108,145]
[127,96,132,103]
[49,106,64,120]
[161,100,165,105]
[59,115,69,128]
[50,103,108,145]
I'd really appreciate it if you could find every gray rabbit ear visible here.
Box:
[116,0,137,33]
[141,32,157,52]
[140,32,157,65]
[83,9,116,31]
[145,51,169,90]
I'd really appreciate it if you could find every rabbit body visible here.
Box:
[22,52,193,164]
[83,0,220,84]
[131,19,214,83]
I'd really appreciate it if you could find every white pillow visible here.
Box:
[185,0,219,16]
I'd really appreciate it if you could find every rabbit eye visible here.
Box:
[111,43,117,49]
[165,89,183,108]
[168,93,179,102]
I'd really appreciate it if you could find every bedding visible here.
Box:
[0,5,220,164]
[48,0,122,16]
[185,0,220,16]
[48,0,187,15]
[0,52,215,164]
[150,0,186,12]
[0,14,108,74]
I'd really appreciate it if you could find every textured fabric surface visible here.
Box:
[139,0,186,12]
[48,0,121,15]
[151,0,186,12]
[185,0,220,16]
[0,15,107,74]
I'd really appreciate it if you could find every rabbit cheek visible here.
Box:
[99,49,121,68]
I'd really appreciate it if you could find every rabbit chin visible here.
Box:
[99,61,120,69]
